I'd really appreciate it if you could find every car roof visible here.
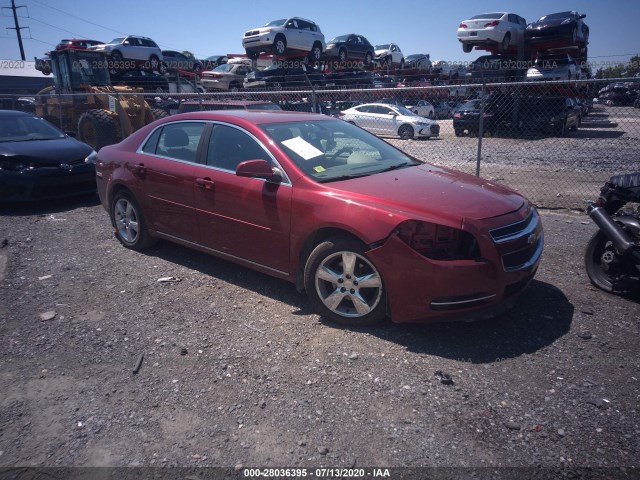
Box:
[166,110,330,124]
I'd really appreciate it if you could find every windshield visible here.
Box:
[107,38,124,44]
[538,12,573,21]
[214,64,234,72]
[259,119,418,183]
[329,35,349,43]
[375,44,390,50]
[265,19,287,27]
[460,99,481,110]
[0,115,65,142]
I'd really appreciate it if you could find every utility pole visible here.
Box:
[3,0,27,60]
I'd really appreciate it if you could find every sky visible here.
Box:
[0,0,638,70]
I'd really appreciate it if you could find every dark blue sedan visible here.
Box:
[0,110,96,203]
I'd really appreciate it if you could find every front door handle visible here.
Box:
[195,177,215,190]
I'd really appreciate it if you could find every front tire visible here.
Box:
[585,230,640,295]
[304,237,386,326]
[111,191,157,250]
[273,35,287,56]
[77,109,118,150]
[309,42,322,63]
[398,124,414,140]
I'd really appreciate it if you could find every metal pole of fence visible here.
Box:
[475,71,485,177]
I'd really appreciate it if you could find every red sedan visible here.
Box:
[95,111,543,325]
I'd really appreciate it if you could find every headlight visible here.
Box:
[85,150,98,164]
[395,220,480,260]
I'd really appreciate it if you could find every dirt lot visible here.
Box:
[0,189,638,479]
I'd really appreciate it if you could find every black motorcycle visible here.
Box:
[585,173,640,295]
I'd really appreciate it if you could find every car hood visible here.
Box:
[374,49,391,56]
[327,163,524,224]
[0,137,93,167]
[528,18,570,29]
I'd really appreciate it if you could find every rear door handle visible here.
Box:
[195,177,215,190]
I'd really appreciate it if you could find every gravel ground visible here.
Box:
[0,192,638,478]
[0,102,639,479]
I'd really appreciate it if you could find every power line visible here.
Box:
[27,15,92,38]
[28,0,126,36]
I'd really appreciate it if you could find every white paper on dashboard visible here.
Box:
[281,136,323,160]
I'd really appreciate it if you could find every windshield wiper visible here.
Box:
[317,173,372,183]
[378,162,414,173]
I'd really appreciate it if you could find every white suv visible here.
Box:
[242,17,325,62]
[90,35,164,71]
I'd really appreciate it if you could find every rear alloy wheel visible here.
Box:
[309,42,323,63]
[111,191,157,250]
[304,237,386,326]
[398,124,414,140]
[77,109,118,150]
[148,55,161,72]
[338,48,347,63]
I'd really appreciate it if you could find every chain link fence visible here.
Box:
[4,76,640,210]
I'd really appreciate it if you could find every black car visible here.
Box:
[526,11,589,46]
[201,55,228,70]
[465,55,524,82]
[324,68,373,88]
[372,74,398,88]
[111,70,170,93]
[404,54,431,72]
[161,50,203,73]
[243,65,326,89]
[0,110,96,203]
[323,34,374,67]
[453,99,484,136]
[518,96,581,136]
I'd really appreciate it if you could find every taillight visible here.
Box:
[484,21,500,27]
[459,23,468,29]
[395,220,480,260]
[338,111,345,117]
[453,112,462,118]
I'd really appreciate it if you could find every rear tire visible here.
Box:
[462,43,473,53]
[500,33,511,52]
[111,190,157,250]
[584,230,640,295]
[78,109,118,150]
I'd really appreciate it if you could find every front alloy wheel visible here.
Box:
[304,237,386,326]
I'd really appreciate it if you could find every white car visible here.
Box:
[405,100,435,118]
[89,35,164,71]
[526,53,580,81]
[374,43,404,68]
[457,12,527,53]
[200,62,253,92]
[339,103,439,140]
[242,17,325,62]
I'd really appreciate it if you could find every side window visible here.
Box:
[207,124,270,172]
[142,127,162,154]
[155,122,205,162]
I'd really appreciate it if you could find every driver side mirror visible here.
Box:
[236,159,282,182]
